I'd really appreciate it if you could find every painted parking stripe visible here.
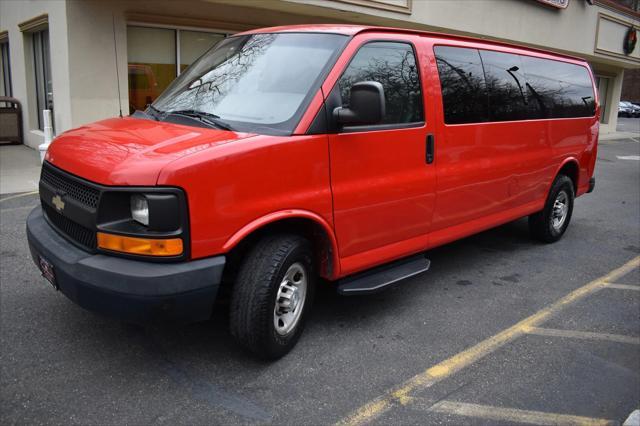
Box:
[336,256,640,426]
[423,400,615,426]
[0,191,38,203]
[525,327,640,345]
[616,155,640,160]
[605,283,640,291]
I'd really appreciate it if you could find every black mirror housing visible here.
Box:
[334,81,385,126]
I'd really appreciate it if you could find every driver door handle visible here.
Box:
[426,134,435,164]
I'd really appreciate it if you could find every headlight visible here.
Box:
[131,194,149,226]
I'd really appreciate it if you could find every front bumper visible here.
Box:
[26,206,225,324]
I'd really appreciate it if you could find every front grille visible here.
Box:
[41,163,100,208]
[42,203,97,250]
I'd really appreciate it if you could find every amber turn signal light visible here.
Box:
[97,232,183,256]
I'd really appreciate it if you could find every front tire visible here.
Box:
[529,174,575,243]
[229,234,315,359]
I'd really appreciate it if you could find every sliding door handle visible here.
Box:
[426,134,435,164]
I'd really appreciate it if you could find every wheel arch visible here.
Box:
[554,158,580,193]
[222,210,340,280]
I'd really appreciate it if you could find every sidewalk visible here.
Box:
[0,145,41,195]
[600,131,639,141]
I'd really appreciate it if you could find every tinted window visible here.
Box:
[434,46,488,124]
[479,50,529,122]
[338,42,423,125]
[521,56,595,119]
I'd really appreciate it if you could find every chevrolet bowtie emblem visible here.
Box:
[52,195,65,212]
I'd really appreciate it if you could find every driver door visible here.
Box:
[326,34,437,275]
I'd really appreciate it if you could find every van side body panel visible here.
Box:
[157,133,337,269]
[334,34,598,275]
[160,31,598,280]
[324,33,438,276]
[423,36,598,252]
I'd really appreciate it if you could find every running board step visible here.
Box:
[337,255,430,296]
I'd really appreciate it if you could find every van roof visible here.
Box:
[239,24,586,63]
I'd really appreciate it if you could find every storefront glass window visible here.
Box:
[33,29,53,131]
[596,76,610,124]
[180,31,225,72]
[127,26,176,114]
[1,41,12,98]
[127,26,225,114]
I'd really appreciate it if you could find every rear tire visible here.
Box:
[529,174,575,243]
[229,234,315,359]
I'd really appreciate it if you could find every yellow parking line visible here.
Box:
[0,191,39,203]
[605,283,640,291]
[425,400,615,426]
[336,256,640,426]
[525,327,640,345]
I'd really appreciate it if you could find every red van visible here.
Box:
[27,25,598,359]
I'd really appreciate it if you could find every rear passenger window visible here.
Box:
[479,50,529,122]
[434,46,488,124]
[433,45,596,124]
[521,56,596,119]
[338,42,423,125]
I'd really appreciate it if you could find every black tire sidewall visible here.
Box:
[265,241,316,355]
[544,176,575,240]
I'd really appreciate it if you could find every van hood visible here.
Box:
[45,117,256,186]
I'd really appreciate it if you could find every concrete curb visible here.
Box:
[600,131,639,141]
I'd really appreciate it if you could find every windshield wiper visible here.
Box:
[165,109,234,131]
[145,105,164,121]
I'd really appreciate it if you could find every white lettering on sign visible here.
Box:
[536,0,570,9]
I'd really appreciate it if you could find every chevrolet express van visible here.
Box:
[27,25,598,359]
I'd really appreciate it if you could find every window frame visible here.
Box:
[126,24,230,115]
[331,38,426,134]
[1,39,12,98]
[31,28,53,131]
[126,23,230,78]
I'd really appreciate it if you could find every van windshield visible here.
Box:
[151,33,348,135]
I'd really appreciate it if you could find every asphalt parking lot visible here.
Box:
[1,136,639,425]
[617,116,640,134]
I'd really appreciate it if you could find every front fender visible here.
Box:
[222,209,341,279]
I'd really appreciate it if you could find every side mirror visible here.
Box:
[334,81,385,126]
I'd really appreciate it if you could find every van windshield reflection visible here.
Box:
[150,33,347,135]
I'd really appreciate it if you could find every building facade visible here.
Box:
[1,0,639,149]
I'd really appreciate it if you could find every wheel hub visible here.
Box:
[551,190,569,231]
[274,263,307,335]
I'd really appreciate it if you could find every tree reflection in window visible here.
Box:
[480,50,530,122]
[521,56,595,119]
[434,46,488,124]
[434,45,596,124]
[153,33,346,128]
[338,42,424,125]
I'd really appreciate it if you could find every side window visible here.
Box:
[338,41,423,125]
[479,50,529,122]
[434,46,488,124]
[521,56,595,119]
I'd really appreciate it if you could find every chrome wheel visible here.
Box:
[551,190,569,231]
[274,263,307,336]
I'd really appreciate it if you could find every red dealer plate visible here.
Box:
[38,255,58,290]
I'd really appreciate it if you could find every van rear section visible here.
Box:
[26,25,598,359]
